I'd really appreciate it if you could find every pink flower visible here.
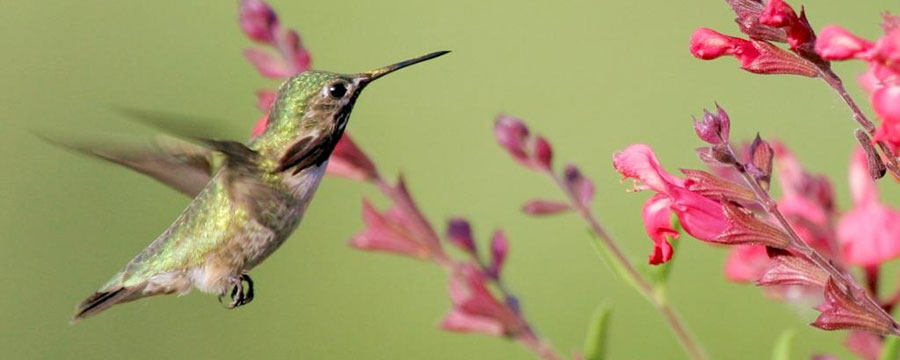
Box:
[689,27,819,77]
[690,28,759,62]
[837,148,900,266]
[250,90,277,137]
[349,199,431,259]
[815,26,874,61]
[239,0,279,44]
[845,331,882,360]
[327,135,380,181]
[239,1,311,79]
[440,264,525,337]
[724,245,769,282]
[613,144,729,264]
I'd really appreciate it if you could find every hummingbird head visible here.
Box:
[252,50,449,173]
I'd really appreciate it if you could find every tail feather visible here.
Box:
[73,284,145,321]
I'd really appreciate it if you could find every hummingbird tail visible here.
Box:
[72,283,145,321]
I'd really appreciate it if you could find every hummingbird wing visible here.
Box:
[44,135,216,197]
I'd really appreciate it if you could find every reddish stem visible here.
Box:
[722,143,900,336]
[819,69,900,179]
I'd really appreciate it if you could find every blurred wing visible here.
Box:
[47,135,215,197]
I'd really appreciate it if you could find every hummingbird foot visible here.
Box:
[219,273,254,309]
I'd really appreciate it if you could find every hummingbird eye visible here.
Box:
[327,82,348,99]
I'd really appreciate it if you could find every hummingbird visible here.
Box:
[69,50,449,320]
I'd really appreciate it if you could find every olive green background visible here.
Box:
[3,1,900,359]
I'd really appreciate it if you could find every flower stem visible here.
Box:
[819,69,900,179]
[721,143,900,336]
[547,172,708,360]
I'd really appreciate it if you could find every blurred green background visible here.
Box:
[3,1,900,359]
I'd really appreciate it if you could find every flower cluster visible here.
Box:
[815,14,900,152]
[617,105,900,340]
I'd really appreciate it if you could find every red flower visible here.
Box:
[613,144,730,264]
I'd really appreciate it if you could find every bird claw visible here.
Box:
[219,273,254,309]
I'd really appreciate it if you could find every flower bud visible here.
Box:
[522,199,571,216]
[564,164,595,206]
[813,278,895,334]
[446,218,477,256]
[854,129,886,180]
[489,231,509,278]
[533,136,553,170]
[239,0,279,44]
[748,134,774,190]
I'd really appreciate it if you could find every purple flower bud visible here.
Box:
[239,0,279,44]
[748,134,774,190]
[564,164,595,206]
[693,105,731,144]
[446,218,476,256]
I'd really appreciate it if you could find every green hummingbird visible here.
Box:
[69,50,449,320]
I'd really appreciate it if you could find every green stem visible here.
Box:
[549,173,708,360]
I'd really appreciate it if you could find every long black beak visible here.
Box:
[356,50,450,85]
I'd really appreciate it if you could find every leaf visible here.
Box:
[583,304,612,360]
[771,329,794,360]
[880,336,900,360]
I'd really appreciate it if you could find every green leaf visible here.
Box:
[880,336,900,360]
[583,304,612,360]
[771,329,794,360]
